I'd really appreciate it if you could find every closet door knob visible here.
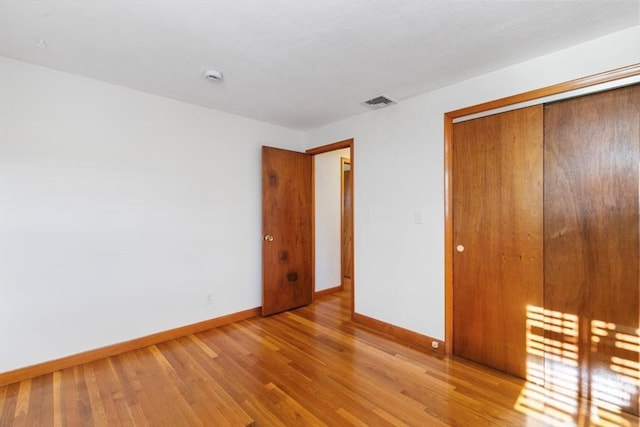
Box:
[456,244,465,253]
[264,235,274,242]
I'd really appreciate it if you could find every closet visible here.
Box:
[452,83,640,415]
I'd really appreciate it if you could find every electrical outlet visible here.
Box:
[205,293,213,305]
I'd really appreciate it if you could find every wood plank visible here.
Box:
[51,371,63,427]
[83,364,110,427]
[0,383,19,427]
[24,374,50,426]
[13,379,31,426]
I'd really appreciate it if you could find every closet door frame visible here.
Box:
[443,63,640,355]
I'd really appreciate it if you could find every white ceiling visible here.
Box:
[0,1,638,130]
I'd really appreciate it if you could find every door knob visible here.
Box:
[456,244,464,252]
[264,235,274,242]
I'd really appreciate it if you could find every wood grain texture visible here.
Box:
[2,292,637,426]
[341,159,353,282]
[0,307,260,388]
[444,64,640,357]
[452,105,544,379]
[544,84,640,415]
[262,146,313,316]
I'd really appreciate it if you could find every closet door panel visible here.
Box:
[544,84,640,415]
[453,105,544,379]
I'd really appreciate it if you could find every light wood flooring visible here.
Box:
[1,292,638,426]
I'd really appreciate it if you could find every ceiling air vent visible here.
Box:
[361,94,397,110]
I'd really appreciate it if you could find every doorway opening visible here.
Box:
[307,139,355,317]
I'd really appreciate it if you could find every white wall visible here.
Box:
[2,25,638,374]
[0,56,304,372]
[314,148,350,291]
[304,26,640,341]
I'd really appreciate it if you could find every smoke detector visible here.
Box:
[204,69,223,82]
[361,94,397,110]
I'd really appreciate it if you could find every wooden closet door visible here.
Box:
[452,105,544,378]
[544,84,640,415]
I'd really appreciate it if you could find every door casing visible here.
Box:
[307,139,355,316]
[341,157,353,288]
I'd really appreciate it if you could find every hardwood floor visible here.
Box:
[1,292,638,426]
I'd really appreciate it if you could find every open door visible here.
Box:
[262,146,313,316]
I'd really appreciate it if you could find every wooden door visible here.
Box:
[452,105,544,379]
[341,158,353,284]
[262,146,313,316]
[544,85,640,415]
